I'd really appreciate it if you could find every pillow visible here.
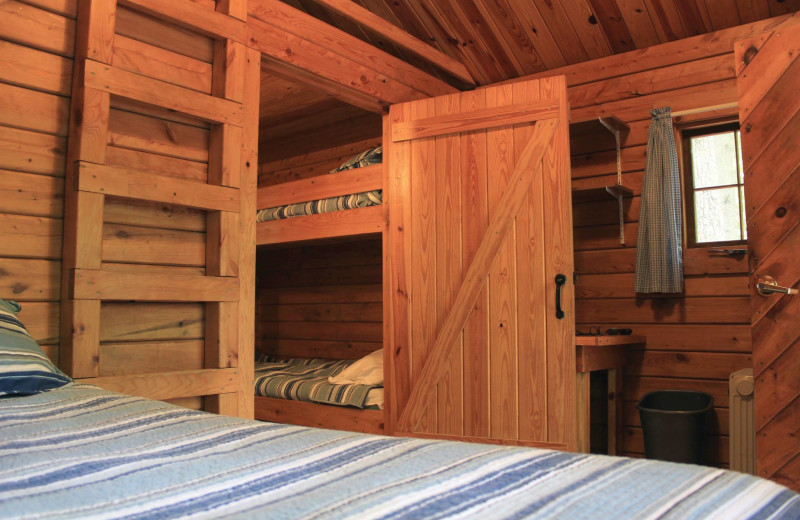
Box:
[0,299,72,397]
[330,146,383,173]
[328,349,383,386]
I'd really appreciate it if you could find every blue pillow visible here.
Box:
[0,299,72,396]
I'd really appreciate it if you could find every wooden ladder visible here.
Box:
[60,0,259,417]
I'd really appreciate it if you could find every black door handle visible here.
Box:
[555,273,567,319]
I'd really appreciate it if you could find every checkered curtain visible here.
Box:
[634,107,684,293]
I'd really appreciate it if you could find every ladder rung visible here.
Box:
[77,162,240,212]
[84,60,243,126]
[71,269,240,302]
[79,368,239,401]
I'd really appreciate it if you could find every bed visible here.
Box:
[256,147,385,246]
[2,300,799,519]
[2,383,799,519]
[252,352,386,435]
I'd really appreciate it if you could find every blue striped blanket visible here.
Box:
[1,384,798,519]
[254,357,380,408]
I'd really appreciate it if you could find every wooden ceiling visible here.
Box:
[259,69,381,162]
[283,0,800,86]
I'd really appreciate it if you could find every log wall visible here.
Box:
[514,12,800,466]
[0,0,73,366]
[255,238,383,361]
[0,0,233,411]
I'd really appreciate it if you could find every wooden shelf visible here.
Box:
[570,116,631,245]
[575,334,646,347]
[571,183,633,202]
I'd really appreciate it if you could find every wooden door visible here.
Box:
[735,23,800,491]
[384,77,576,451]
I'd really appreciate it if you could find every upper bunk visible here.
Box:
[256,161,384,245]
[255,65,387,247]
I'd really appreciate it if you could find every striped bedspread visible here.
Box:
[257,146,383,223]
[254,357,379,408]
[256,190,382,223]
[1,384,798,520]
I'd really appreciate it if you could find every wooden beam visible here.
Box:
[83,60,243,125]
[80,368,239,401]
[76,162,240,211]
[71,269,240,301]
[392,100,559,142]
[248,0,455,99]
[257,164,382,208]
[256,205,385,245]
[396,117,559,432]
[302,0,474,85]
[234,45,262,419]
[118,0,248,43]
[75,0,117,64]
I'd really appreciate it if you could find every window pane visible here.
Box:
[691,132,739,188]
[736,130,744,184]
[740,185,748,240]
[695,187,742,242]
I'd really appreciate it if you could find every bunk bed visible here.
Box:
[254,148,387,434]
[255,147,385,246]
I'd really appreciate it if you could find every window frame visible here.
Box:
[679,121,747,248]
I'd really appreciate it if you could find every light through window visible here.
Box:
[682,123,747,246]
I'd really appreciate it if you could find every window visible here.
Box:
[681,123,747,246]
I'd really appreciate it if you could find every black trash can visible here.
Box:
[637,390,713,464]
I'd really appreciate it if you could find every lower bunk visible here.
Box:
[252,353,386,435]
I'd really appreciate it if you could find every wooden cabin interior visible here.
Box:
[2,0,800,498]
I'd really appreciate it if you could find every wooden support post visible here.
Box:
[61,66,110,379]
[76,0,117,64]
[212,40,246,103]
[216,0,247,21]
[234,45,261,419]
[209,124,244,187]
[576,372,591,453]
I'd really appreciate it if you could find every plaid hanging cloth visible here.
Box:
[634,107,684,293]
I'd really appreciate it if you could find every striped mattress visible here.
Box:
[1,384,798,520]
[254,356,381,409]
[257,146,383,223]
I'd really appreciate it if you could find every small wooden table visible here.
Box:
[576,335,646,455]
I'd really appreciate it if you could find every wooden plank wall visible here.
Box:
[255,238,383,361]
[0,0,228,410]
[258,136,382,188]
[512,13,800,466]
[0,0,73,364]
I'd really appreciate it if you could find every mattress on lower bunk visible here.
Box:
[254,356,383,409]
[2,383,798,520]
[257,146,383,223]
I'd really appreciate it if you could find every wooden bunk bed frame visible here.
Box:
[57,0,452,422]
[256,163,385,246]
[255,161,387,434]
[58,0,575,452]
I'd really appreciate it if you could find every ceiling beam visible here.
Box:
[303,0,475,85]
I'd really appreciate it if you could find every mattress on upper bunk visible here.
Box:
[257,146,383,223]
[2,383,799,520]
[254,355,383,409]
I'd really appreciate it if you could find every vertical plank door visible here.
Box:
[735,23,800,491]
[386,77,576,450]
